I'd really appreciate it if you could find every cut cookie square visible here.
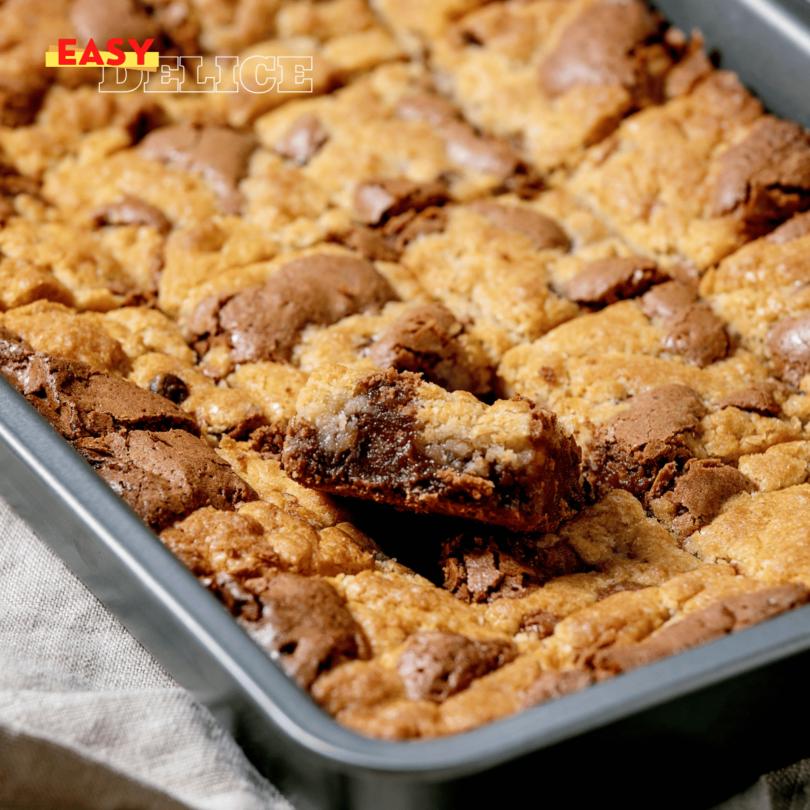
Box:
[282,364,583,532]
[568,70,810,268]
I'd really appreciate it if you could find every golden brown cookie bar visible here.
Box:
[369,0,493,45]
[0,0,77,128]
[216,437,355,532]
[738,441,810,493]
[0,215,158,311]
[398,191,627,361]
[294,301,494,395]
[129,351,286,452]
[684,484,810,587]
[161,501,381,586]
[569,67,810,268]
[430,0,678,173]
[443,488,702,625]
[0,302,195,372]
[497,299,801,459]
[282,364,583,532]
[321,564,801,739]
[0,301,286,451]
[700,215,810,390]
[254,62,540,212]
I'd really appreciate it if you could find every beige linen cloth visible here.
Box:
[0,494,294,810]
[0,491,806,810]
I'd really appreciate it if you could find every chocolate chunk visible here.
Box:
[661,303,729,368]
[538,0,666,102]
[75,429,257,530]
[383,206,449,252]
[767,210,810,245]
[243,423,287,460]
[243,573,371,689]
[139,124,257,215]
[70,0,160,49]
[396,631,516,702]
[520,669,594,708]
[647,458,756,540]
[589,384,706,496]
[190,254,397,365]
[594,584,810,674]
[711,117,810,235]
[441,121,520,180]
[0,343,198,441]
[565,257,665,308]
[440,532,585,603]
[354,178,450,226]
[518,609,560,638]
[0,162,40,200]
[275,114,329,166]
[767,313,810,387]
[396,93,532,185]
[336,226,401,263]
[202,572,262,623]
[91,195,171,235]
[149,373,190,405]
[640,280,729,367]
[116,101,170,145]
[717,381,786,416]
[640,279,697,319]
[468,201,571,251]
[395,93,460,127]
[0,76,49,128]
[369,304,493,394]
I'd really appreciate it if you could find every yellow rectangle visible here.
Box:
[45,50,159,71]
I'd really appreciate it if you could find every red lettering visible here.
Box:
[78,38,104,67]
[106,39,125,67]
[58,39,76,66]
[128,38,154,66]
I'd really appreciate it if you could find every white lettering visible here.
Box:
[239,55,276,94]
[98,66,144,93]
[145,56,184,93]
[96,55,315,93]
[277,56,313,93]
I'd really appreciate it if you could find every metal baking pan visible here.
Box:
[651,0,810,128]
[5,2,810,807]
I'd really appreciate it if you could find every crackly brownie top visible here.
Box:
[75,429,257,530]
[0,326,198,439]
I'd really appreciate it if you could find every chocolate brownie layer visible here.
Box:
[75,429,257,530]
[0,326,198,439]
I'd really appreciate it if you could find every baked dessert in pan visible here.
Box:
[2,0,810,740]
